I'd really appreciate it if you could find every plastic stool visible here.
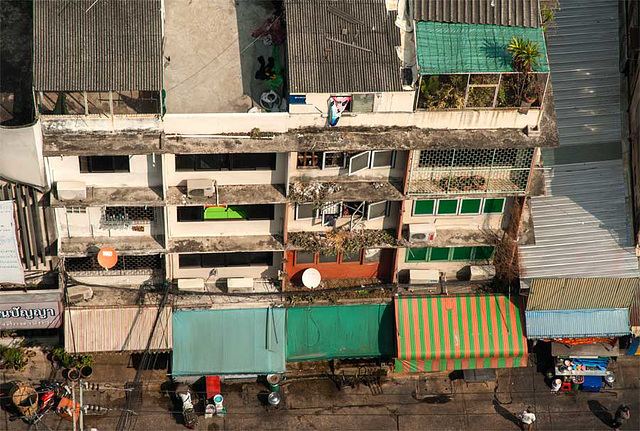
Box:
[560,381,572,392]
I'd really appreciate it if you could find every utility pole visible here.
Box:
[79,379,84,431]
[72,383,77,431]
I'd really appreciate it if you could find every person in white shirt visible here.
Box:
[518,407,536,431]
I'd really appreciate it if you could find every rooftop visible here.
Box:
[163,0,282,113]
[169,235,284,253]
[166,184,287,206]
[51,186,164,207]
[59,236,165,257]
[413,0,540,27]
[33,0,162,91]
[285,0,402,93]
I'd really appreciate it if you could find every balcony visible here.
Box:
[406,148,536,196]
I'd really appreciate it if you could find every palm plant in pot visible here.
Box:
[507,36,542,104]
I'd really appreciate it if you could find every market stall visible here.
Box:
[550,339,618,392]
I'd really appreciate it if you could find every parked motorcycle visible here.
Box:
[175,384,197,429]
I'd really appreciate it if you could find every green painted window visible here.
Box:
[406,248,428,262]
[452,247,473,261]
[483,198,505,214]
[414,199,435,215]
[460,199,482,214]
[474,246,495,261]
[204,206,246,220]
[437,199,458,215]
[429,247,450,261]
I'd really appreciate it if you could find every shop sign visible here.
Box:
[0,299,62,330]
[0,201,25,285]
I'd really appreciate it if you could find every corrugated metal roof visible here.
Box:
[526,278,639,310]
[285,0,402,93]
[519,0,639,284]
[520,161,638,279]
[286,304,395,362]
[64,307,172,353]
[33,0,162,91]
[525,308,631,339]
[414,0,539,28]
[172,308,286,376]
[415,22,548,74]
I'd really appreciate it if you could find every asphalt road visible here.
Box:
[2,360,638,430]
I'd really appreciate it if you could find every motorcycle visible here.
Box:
[175,384,197,429]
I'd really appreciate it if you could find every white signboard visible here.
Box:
[0,200,25,284]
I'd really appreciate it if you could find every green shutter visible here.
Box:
[204,206,247,219]
[406,248,428,262]
[452,247,472,261]
[460,199,482,214]
[483,198,505,214]
[437,199,458,215]
[474,246,495,261]
[429,247,450,261]
[414,199,435,215]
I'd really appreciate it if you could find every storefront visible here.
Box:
[0,291,63,331]
[526,308,630,391]
[394,294,528,372]
[64,306,172,353]
[172,308,286,377]
[286,304,395,362]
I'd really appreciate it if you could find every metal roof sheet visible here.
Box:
[519,161,638,279]
[525,308,631,339]
[414,0,540,28]
[286,304,395,362]
[33,0,162,91]
[526,278,639,310]
[415,22,549,74]
[285,0,402,93]
[172,308,286,376]
[64,306,172,353]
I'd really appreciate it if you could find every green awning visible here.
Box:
[286,304,395,362]
[172,308,286,375]
[416,22,549,74]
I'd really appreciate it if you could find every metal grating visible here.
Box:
[66,254,162,275]
[409,148,534,195]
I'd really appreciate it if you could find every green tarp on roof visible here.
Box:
[286,304,395,362]
[416,22,549,74]
[172,308,286,375]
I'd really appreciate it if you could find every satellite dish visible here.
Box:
[97,247,118,270]
[301,268,321,289]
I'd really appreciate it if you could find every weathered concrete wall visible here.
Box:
[168,252,282,281]
[48,154,163,188]
[166,205,285,237]
[288,151,408,181]
[288,92,415,115]
[163,153,287,187]
[55,207,164,239]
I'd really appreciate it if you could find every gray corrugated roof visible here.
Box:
[519,0,638,281]
[33,0,162,91]
[285,0,402,93]
[526,278,639,310]
[525,308,631,339]
[413,0,539,27]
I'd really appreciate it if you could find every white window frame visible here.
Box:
[321,151,347,169]
[481,198,506,214]
[369,150,396,169]
[412,199,435,216]
[348,151,372,175]
[366,200,390,220]
[295,203,317,220]
[458,198,483,215]
[435,199,460,216]
[321,202,342,226]
[342,201,365,218]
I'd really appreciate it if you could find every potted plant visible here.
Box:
[507,37,542,105]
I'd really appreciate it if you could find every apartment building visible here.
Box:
[0,0,564,371]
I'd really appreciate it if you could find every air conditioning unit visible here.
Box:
[519,279,531,296]
[226,277,255,293]
[469,265,496,281]
[408,223,437,242]
[186,179,215,198]
[177,278,205,291]
[56,181,87,201]
[409,269,441,285]
[66,285,93,302]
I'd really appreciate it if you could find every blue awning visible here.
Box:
[525,308,631,339]
[172,308,286,376]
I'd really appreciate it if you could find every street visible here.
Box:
[2,358,638,431]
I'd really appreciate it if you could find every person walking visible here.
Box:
[518,407,537,431]
[612,405,630,431]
